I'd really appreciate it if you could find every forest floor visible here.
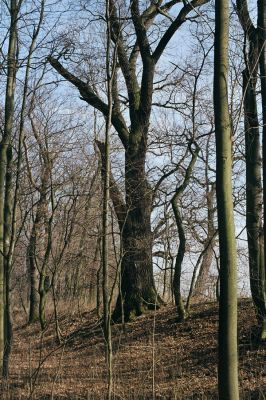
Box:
[0,299,265,399]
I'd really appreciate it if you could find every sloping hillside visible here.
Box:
[1,300,265,399]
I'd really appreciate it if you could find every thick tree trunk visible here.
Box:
[114,228,157,322]
[113,143,159,321]
[97,138,160,322]
[214,0,239,396]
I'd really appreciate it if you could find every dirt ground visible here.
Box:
[1,299,265,399]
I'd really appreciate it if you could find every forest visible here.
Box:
[0,0,265,398]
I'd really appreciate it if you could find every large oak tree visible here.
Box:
[49,0,208,321]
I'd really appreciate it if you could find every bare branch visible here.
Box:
[48,57,129,147]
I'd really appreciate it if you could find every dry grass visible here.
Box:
[0,299,265,399]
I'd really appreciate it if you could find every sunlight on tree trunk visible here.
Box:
[214,0,239,396]
[0,0,18,377]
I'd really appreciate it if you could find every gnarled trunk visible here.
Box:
[113,140,159,321]
[49,0,211,323]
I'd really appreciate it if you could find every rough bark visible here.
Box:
[236,0,266,341]
[97,138,158,321]
[214,0,239,396]
[27,242,39,324]
[20,2,45,325]
[102,6,113,396]
[171,201,187,321]
[0,0,17,376]
[49,0,210,322]
[244,25,265,339]
[112,139,161,321]
[38,210,52,331]
[96,140,127,233]
[25,142,51,328]
[258,0,266,340]
[27,199,47,324]
[3,146,13,377]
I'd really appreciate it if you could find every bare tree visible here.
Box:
[171,142,199,320]
[0,0,19,377]
[236,0,266,340]
[258,0,266,341]
[48,0,209,321]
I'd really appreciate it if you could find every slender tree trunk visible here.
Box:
[20,0,45,325]
[0,144,7,370]
[39,274,47,331]
[171,144,199,320]
[236,0,266,341]
[52,281,62,344]
[258,0,266,340]
[214,0,239,396]
[162,254,168,300]
[243,49,266,340]
[102,3,114,396]
[38,219,52,331]
[27,227,39,323]
[0,0,17,376]
[3,146,13,377]
[171,200,187,321]
[193,188,215,299]
[96,239,102,317]
[27,175,49,326]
